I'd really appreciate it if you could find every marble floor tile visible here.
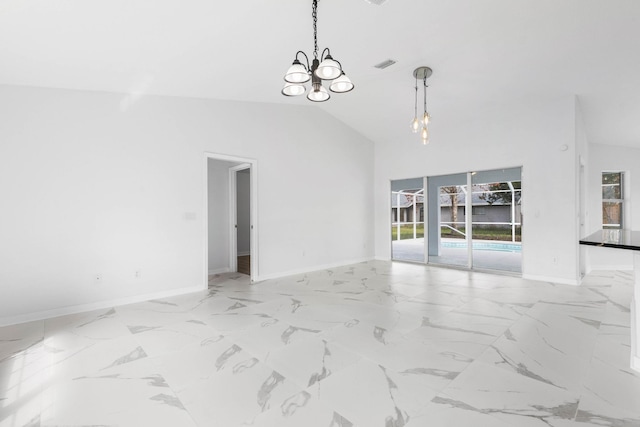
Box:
[0,321,44,362]
[452,296,532,322]
[313,358,439,426]
[232,295,354,331]
[130,318,222,357]
[176,353,302,426]
[506,309,600,363]
[225,317,323,362]
[154,334,239,392]
[572,392,640,426]
[404,308,509,358]
[44,334,151,383]
[0,339,46,427]
[477,334,590,391]
[41,357,195,427]
[201,311,277,334]
[320,318,405,361]
[44,308,131,341]
[263,338,362,391]
[438,360,581,426]
[582,356,640,415]
[1,261,639,427]
[598,308,632,344]
[246,391,354,427]
[407,398,513,427]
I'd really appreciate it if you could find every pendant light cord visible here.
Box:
[423,77,427,114]
[312,0,319,59]
[414,76,419,117]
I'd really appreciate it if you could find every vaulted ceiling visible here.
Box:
[1,0,639,148]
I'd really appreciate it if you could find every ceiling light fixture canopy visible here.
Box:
[281,0,354,102]
[410,66,432,145]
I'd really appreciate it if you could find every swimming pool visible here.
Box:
[442,241,522,253]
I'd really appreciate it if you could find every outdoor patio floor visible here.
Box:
[392,238,522,273]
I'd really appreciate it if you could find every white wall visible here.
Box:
[585,143,640,270]
[236,169,251,256]
[375,95,580,284]
[0,85,374,325]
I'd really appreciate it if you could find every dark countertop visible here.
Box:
[580,229,640,251]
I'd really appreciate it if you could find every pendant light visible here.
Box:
[411,66,432,144]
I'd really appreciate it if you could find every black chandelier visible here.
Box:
[281,0,354,102]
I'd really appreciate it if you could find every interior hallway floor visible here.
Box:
[1,261,639,426]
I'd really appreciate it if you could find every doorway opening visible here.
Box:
[205,153,258,284]
[229,165,251,276]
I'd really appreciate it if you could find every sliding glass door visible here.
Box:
[402,167,523,273]
[470,168,522,272]
[426,173,469,268]
[391,178,425,262]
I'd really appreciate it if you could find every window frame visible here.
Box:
[601,171,624,229]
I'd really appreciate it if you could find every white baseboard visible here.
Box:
[522,273,578,286]
[589,264,633,271]
[208,267,231,275]
[255,257,374,282]
[0,285,204,327]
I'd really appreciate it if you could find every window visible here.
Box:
[472,207,486,215]
[602,172,624,229]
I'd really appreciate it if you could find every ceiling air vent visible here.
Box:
[374,59,397,70]
[364,0,388,5]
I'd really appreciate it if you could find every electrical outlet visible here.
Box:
[135,270,142,279]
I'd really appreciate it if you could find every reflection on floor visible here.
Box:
[1,261,638,426]
[393,238,522,272]
[238,255,251,276]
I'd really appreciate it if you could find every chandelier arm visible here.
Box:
[295,50,311,72]
[320,47,332,62]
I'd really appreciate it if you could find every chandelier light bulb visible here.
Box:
[423,112,430,125]
[282,82,306,97]
[316,55,342,80]
[410,117,421,133]
[329,73,354,93]
[284,60,310,84]
[307,85,330,102]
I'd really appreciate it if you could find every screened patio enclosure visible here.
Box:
[391,167,522,273]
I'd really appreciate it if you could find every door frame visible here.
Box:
[204,152,258,284]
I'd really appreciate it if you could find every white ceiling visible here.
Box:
[1,0,639,148]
